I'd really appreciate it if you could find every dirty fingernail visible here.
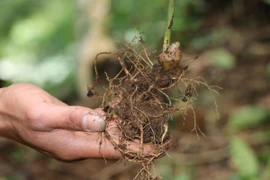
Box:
[82,114,105,132]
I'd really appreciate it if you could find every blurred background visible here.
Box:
[0,0,270,179]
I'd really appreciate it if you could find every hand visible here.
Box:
[0,83,155,161]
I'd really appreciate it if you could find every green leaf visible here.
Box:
[263,0,270,5]
[211,48,236,70]
[174,174,191,180]
[230,137,259,179]
[229,105,270,130]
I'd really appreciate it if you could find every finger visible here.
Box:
[102,121,157,157]
[87,134,156,159]
[32,130,121,160]
[94,108,107,117]
[63,121,156,160]
[38,130,156,161]
[36,103,106,132]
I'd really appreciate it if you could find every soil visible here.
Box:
[104,63,180,144]
[92,38,190,179]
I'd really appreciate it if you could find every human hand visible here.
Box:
[0,83,155,161]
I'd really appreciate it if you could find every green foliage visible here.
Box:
[157,162,194,180]
[110,0,207,49]
[230,137,259,179]
[1,0,75,57]
[263,0,270,5]
[0,0,77,99]
[0,0,44,39]
[211,48,236,70]
[0,0,210,99]
[229,105,270,130]
[174,174,192,180]
[189,28,230,50]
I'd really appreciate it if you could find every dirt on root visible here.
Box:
[91,37,192,179]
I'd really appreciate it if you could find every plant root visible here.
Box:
[90,36,218,179]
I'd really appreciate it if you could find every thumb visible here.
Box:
[69,106,106,132]
[38,104,106,132]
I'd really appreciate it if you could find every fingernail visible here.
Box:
[82,114,106,132]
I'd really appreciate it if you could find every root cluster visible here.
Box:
[91,37,217,179]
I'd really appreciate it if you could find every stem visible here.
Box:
[163,0,175,51]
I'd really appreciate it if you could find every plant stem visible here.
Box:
[163,0,175,51]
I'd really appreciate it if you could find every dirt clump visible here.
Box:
[91,37,193,179]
